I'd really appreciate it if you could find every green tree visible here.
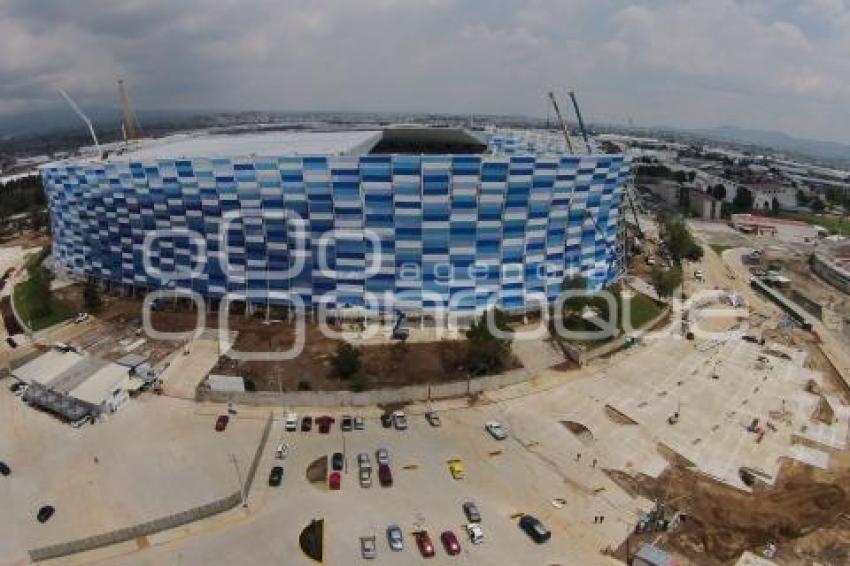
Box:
[331,343,361,380]
[811,198,825,213]
[711,184,727,201]
[732,187,753,211]
[464,308,512,376]
[650,266,682,299]
[83,279,102,312]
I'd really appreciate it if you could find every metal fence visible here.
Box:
[29,412,274,562]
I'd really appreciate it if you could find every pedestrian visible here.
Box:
[576,452,581,462]
[592,458,597,468]
[600,515,605,523]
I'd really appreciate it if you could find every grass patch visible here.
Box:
[625,292,664,329]
[779,213,850,236]
[13,250,72,331]
[710,244,734,256]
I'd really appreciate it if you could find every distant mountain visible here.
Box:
[687,125,850,166]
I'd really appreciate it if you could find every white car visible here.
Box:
[694,270,705,282]
[392,410,408,430]
[284,412,297,431]
[73,312,89,324]
[485,421,508,440]
[466,523,484,545]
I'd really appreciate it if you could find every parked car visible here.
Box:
[694,269,705,282]
[215,415,229,431]
[462,501,481,523]
[329,471,341,490]
[354,416,365,430]
[485,421,508,440]
[0,461,10,476]
[415,530,435,558]
[268,466,284,487]
[5,336,16,348]
[341,415,354,431]
[447,459,465,480]
[360,535,377,559]
[358,452,372,487]
[9,381,23,393]
[301,415,313,432]
[73,312,89,324]
[441,530,461,556]
[425,411,441,427]
[518,515,551,543]
[375,448,389,467]
[392,410,408,430]
[284,412,298,431]
[378,464,393,487]
[386,524,404,551]
[71,415,90,429]
[380,413,392,428]
[331,452,344,471]
[37,505,55,523]
[316,415,334,434]
[466,523,484,545]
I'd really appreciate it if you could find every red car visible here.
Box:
[378,464,393,487]
[215,415,229,431]
[329,471,341,490]
[316,415,335,434]
[415,530,435,558]
[441,530,461,555]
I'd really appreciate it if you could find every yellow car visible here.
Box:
[447,459,465,480]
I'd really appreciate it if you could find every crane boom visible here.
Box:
[57,88,102,157]
[547,91,575,153]
[568,90,592,154]
[117,79,142,142]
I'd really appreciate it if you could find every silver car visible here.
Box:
[375,448,389,467]
[386,524,403,551]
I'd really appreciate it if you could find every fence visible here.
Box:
[28,412,274,562]
[198,367,534,408]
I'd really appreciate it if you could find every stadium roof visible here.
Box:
[110,130,383,161]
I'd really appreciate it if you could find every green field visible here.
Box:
[780,213,850,236]
[709,244,734,256]
[13,268,72,331]
[623,292,665,330]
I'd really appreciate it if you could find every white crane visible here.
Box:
[57,88,102,158]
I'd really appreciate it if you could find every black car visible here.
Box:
[331,452,344,471]
[380,413,393,428]
[341,415,353,432]
[519,515,550,543]
[37,505,55,523]
[0,461,10,476]
[301,416,313,432]
[268,466,284,487]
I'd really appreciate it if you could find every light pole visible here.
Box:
[229,452,247,508]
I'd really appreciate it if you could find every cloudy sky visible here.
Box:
[1,0,849,142]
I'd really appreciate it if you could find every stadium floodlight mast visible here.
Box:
[57,88,102,158]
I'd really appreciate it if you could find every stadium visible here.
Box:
[40,127,631,316]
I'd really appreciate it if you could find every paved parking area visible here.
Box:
[0,389,262,564]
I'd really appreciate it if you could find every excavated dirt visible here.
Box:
[609,461,850,564]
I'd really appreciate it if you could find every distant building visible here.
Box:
[687,188,723,220]
[812,241,850,294]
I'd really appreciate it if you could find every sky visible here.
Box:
[1,0,849,143]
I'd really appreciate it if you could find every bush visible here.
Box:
[244,378,256,392]
[331,343,361,379]
[297,380,312,391]
[464,309,512,376]
[349,372,368,392]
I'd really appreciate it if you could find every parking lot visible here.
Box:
[0,388,262,565]
[86,403,627,566]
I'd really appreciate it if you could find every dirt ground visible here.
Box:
[610,460,850,565]
[217,323,473,392]
[0,229,50,249]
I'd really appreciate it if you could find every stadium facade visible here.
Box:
[41,128,631,316]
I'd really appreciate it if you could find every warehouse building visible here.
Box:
[41,127,630,316]
[12,346,133,421]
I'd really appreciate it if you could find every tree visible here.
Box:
[650,266,683,298]
[83,280,102,312]
[732,187,753,211]
[331,343,361,380]
[710,184,727,201]
[811,198,825,213]
[770,197,780,216]
[464,309,512,376]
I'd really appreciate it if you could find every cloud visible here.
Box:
[0,0,847,142]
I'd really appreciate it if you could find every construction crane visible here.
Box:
[567,91,592,154]
[57,88,102,158]
[117,79,142,142]
[547,91,575,153]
